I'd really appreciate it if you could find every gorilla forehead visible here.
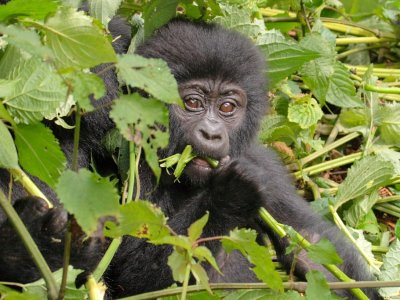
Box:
[136,19,268,146]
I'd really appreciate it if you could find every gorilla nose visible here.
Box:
[194,124,229,157]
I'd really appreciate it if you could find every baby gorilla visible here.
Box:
[0,19,379,299]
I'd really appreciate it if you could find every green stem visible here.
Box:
[364,84,400,95]
[299,132,360,167]
[337,45,383,60]
[260,207,369,300]
[57,220,72,300]
[181,263,191,300]
[293,152,362,179]
[374,204,400,218]
[329,206,380,273]
[376,195,400,203]
[127,141,136,203]
[119,281,400,300]
[92,238,122,282]
[336,36,394,45]
[134,146,142,201]
[9,168,52,208]
[0,189,58,300]
[72,103,81,172]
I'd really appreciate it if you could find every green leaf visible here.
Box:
[287,96,323,129]
[223,289,278,300]
[307,238,343,265]
[259,31,321,88]
[167,249,188,282]
[0,0,59,22]
[66,71,106,112]
[14,122,66,188]
[43,7,117,69]
[117,54,181,105]
[343,190,379,228]
[25,267,87,300]
[222,228,283,292]
[325,63,363,108]
[305,270,336,300]
[192,246,221,274]
[151,235,191,250]
[143,0,179,38]
[56,169,119,234]
[110,94,169,180]
[395,219,400,240]
[188,212,209,242]
[104,199,170,240]
[0,78,19,98]
[191,263,212,293]
[378,239,400,298]
[0,24,53,59]
[334,156,394,209]
[377,103,400,146]
[0,121,18,169]
[2,58,68,123]
[88,0,122,26]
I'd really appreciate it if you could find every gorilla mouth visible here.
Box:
[191,157,213,169]
[191,155,230,170]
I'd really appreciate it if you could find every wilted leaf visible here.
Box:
[0,121,18,169]
[14,122,66,188]
[44,8,117,69]
[56,169,119,234]
[117,54,181,105]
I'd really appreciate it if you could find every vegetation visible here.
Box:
[0,0,399,299]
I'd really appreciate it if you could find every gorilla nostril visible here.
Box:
[200,129,221,141]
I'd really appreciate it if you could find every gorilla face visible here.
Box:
[169,78,247,183]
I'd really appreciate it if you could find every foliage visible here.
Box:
[0,0,399,299]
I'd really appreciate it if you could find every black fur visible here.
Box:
[0,19,380,300]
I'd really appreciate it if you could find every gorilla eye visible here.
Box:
[184,98,203,111]
[219,102,235,114]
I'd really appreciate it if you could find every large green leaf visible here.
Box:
[143,0,179,38]
[110,94,169,180]
[56,169,119,235]
[117,54,181,105]
[287,96,323,129]
[222,228,283,292]
[0,0,59,22]
[0,121,18,169]
[379,239,400,298]
[305,270,339,300]
[88,0,122,26]
[334,156,394,209]
[377,104,400,146]
[307,239,343,265]
[2,58,68,124]
[14,122,66,188]
[104,199,170,240]
[43,7,117,70]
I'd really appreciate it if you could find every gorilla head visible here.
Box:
[136,20,268,183]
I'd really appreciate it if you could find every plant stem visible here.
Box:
[181,263,191,300]
[336,37,394,45]
[364,84,400,95]
[329,206,380,273]
[299,132,360,167]
[0,189,58,300]
[337,45,383,60]
[92,237,122,282]
[119,281,400,300]
[376,195,400,203]
[9,168,52,208]
[293,152,362,179]
[134,146,142,201]
[72,103,81,172]
[260,207,369,300]
[374,204,400,218]
[57,219,72,300]
[127,141,136,203]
